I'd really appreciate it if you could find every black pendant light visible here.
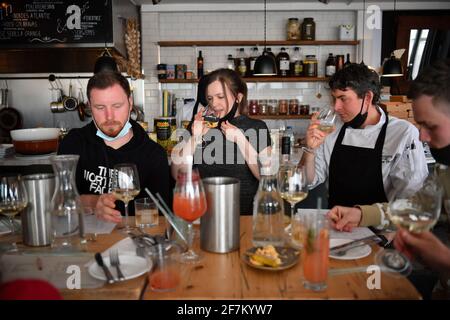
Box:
[253,0,277,76]
[94,0,118,74]
[381,0,404,77]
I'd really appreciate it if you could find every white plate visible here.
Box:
[329,238,372,260]
[88,254,152,281]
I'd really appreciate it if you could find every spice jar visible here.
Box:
[258,99,268,115]
[248,100,259,115]
[268,100,279,115]
[300,104,310,115]
[278,100,288,115]
[304,55,318,77]
[287,18,301,40]
[289,99,299,115]
[301,17,315,40]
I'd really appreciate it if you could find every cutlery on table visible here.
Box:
[94,252,115,284]
[110,249,125,281]
[329,235,382,256]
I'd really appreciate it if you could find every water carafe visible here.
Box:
[252,152,285,247]
[49,155,84,251]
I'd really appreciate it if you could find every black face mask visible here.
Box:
[345,96,368,129]
[218,100,239,127]
[430,144,450,166]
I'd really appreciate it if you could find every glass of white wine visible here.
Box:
[0,175,28,250]
[278,165,308,233]
[375,174,443,276]
[111,163,141,231]
[316,107,336,133]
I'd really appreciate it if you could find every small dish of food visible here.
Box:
[243,245,299,271]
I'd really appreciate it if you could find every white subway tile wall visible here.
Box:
[142,10,356,134]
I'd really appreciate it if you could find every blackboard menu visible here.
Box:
[0,0,113,47]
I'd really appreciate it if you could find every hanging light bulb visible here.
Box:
[253,0,277,76]
[381,0,404,77]
[93,0,118,74]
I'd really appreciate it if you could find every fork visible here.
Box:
[109,249,125,281]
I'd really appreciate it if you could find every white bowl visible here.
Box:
[10,128,60,141]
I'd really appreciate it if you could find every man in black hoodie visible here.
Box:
[58,72,172,223]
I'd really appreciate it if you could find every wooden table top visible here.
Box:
[1,216,421,300]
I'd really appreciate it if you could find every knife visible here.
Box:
[329,235,382,255]
[95,252,115,284]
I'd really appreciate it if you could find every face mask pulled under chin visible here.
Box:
[218,101,239,127]
[345,96,368,129]
[96,120,132,142]
[430,144,450,166]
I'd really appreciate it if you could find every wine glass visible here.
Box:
[111,163,141,231]
[375,174,443,276]
[278,165,309,235]
[173,166,207,263]
[316,107,336,133]
[202,104,219,128]
[0,175,28,251]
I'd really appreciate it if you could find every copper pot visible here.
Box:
[12,139,59,155]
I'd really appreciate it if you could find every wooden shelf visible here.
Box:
[248,115,312,120]
[160,76,329,83]
[158,40,359,47]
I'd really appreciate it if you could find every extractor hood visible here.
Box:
[0,0,139,73]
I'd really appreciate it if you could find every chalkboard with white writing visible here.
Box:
[0,0,113,47]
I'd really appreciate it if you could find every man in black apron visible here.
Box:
[304,64,394,208]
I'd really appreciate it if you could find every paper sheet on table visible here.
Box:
[297,208,376,241]
[83,214,116,234]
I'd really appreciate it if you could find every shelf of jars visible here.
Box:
[247,114,311,120]
[157,40,359,47]
[159,76,329,83]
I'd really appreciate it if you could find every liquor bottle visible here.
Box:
[236,48,247,77]
[226,54,234,70]
[325,53,336,77]
[290,47,303,77]
[344,53,351,67]
[197,50,204,78]
[249,47,259,76]
[276,47,290,77]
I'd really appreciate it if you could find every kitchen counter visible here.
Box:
[0,153,54,166]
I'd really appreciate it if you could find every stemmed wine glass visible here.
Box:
[0,175,28,251]
[278,165,309,233]
[173,166,207,263]
[375,174,443,276]
[111,163,141,231]
[316,107,336,133]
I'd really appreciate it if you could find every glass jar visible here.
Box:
[304,55,318,77]
[258,99,268,115]
[278,100,288,115]
[301,17,315,40]
[300,104,310,115]
[287,18,301,40]
[289,99,299,115]
[248,100,259,115]
[268,100,279,115]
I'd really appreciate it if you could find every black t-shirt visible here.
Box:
[58,120,173,215]
[193,115,271,214]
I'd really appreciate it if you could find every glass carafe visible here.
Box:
[50,155,84,251]
[252,151,285,247]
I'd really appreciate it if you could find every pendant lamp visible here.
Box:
[381,0,404,77]
[94,0,118,74]
[253,0,277,76]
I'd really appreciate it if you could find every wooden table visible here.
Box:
[1,216,421,300]
[142,216,421,300]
